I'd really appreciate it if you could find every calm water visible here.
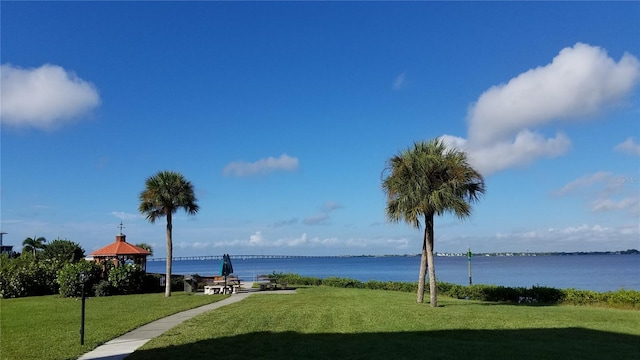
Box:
[146,254,640,292]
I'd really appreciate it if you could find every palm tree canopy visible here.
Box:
[138,171,199,222]
[135,243,154,256]
[22,236,46,251]
[382,139,485,228]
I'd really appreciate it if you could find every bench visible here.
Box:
[256,275,287,290]
[204,284,240,295]
[201,275,242,295]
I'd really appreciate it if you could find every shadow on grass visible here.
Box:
[126,327,639,360]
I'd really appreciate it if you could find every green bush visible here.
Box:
[94,280,114,297]
[270,272,322,286]
[0,255,60,298]
[526,285,565,303]
[142,273,164,293]
[364,280,416,292]
[42,239,85,263]
[56,260,101,297]
[561,288,639,309]
[323,276,363,288]
[171,274,185,292]
[108,264,145,295]
[484,285,522,302]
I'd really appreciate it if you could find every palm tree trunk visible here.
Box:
[425,212,437,307]
[417,228,428,303]
[165,212,173,297]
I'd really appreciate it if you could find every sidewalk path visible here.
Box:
[78,283,295,360]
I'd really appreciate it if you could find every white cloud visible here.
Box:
[270,218,298,227]
[322,201,343,212]
[553,224,599,234]
[1,64,100,129]
[223,154,299,177]
[441,43,640,175]
[192,242,210,249]
[308,236,340,246]
[468,43,640,145]
[386,238,410,249]
[303,213,330,226]
[552,171,612,196]
[111,211,142,220]
[466,130,571,175]
[439,134,467,151]
[175,241,212,250]
[392,72,407,91]
[249,231,265,245]
[213,232,339,249]
[303,201,343,225]
[591,196,640,214]
[273,233,309,247]
[615,137,640,156]
[494,223,638,249]
[552,171,639,216]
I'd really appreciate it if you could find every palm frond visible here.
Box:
[138,170,200,221]
[381,138,485,228]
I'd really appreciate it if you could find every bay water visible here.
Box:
[146,254,640,292]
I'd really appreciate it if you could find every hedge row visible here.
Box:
[0,254,170,298]
[0,256,60,298]
[268,272,639,309]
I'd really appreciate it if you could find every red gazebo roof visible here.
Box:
[90,234,151,257]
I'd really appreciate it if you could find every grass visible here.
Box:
[0,292,227,360]
[128,287,640,360]
[2,287,639,360]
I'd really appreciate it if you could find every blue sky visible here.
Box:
[1,2,639,257]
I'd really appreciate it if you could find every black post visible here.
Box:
[467,247,473,286]
[80,278,86,345]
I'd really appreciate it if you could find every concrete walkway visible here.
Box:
[78,283,295,360]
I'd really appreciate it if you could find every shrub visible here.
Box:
[270,272,322,286]
[171,274,185,292]
[323,277,363,288]
[94,280,114,297]
[561,288,640,309]
[56,260,101,297]
[364,280,416,292]
[526,285,565,303]
[42,239,85,263]
[108,264,145,294]
[0,255,60,298]
[142,273,164,293]
[483,285,522,302]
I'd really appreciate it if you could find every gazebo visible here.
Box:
[90,225,151,270]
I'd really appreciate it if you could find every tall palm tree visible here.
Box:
[22,236,47,257]
[382,139,485,306]
[138,171,199,297]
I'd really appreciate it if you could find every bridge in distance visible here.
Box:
[147,254,344,261]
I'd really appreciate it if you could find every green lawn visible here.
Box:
[2,288,639,360]
[0,292,227,360]
[128,287,640,360]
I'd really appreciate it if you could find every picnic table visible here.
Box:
[256,275,287,290]
[203,284,239,295]
[202,275,241,295]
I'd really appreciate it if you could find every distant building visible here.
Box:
[1,245,16,257]
[0,232,16,257]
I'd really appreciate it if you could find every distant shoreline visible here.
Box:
[354,249,640,257]
[149,249,639,262]
[434,249,640,257]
